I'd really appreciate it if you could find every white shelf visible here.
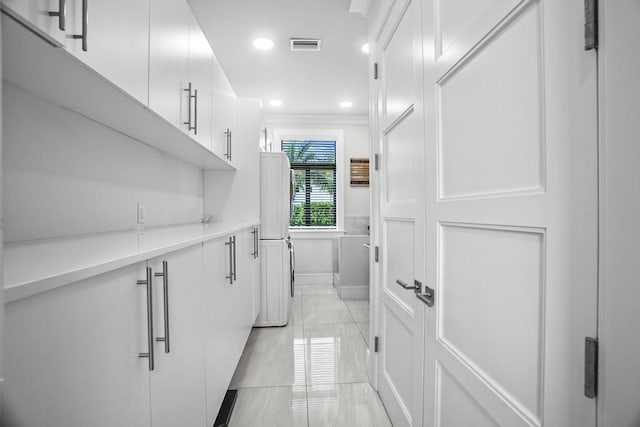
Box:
[1,9,234,171]
[4,222,258,303]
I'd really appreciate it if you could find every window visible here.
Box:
[282,140,337,227]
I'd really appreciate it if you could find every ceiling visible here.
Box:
[187,0,372,117]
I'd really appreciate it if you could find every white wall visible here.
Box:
[268,117,371,284]
[3,83,204,243]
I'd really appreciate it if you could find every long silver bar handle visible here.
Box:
[138,267,155,371]
[48,0,66,31]
[224,129,231,159]
[183,83,192,130]
[154,261,170,354]
[193,89,198,135]
[228,130,232,160]
[232,235,237,281]
[395,279,418,290]
[225,237,234,284]
[256,227,259,258]
[71,0,88,51]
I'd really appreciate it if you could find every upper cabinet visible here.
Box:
[187,13,214,150]
[149,0,190,132]
[66,0,150,104]
[2,0,67,44]
[211,92,237,164]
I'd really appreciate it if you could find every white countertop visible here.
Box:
[4,222,258,303]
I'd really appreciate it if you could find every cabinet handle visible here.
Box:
[229,130,232,161]
[71,0,88,51]
[251,227,258,258]
[193,89,198,135]
[225,237,234,284]
[183,82,192,130]
[224,128,231,160]
[137,267,155,371]
[232,235,237,281]
[255,228,259,258]
[48,0,66,31]
[154,261,170,354]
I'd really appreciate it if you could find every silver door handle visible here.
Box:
[48,0,66,31]
[416,285,435,307]
[137,267,155,371]
[154,261,170,354]
[225,237,234,284]
[395,279,418,290]
[224,128,231,159]
[71,0,88,51]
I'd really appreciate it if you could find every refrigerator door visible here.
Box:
[260,152,291,240]
[255,239,292,327]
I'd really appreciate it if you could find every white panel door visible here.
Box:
[148,0,190,132]
[148,246,206,427]
[421,1,598,426]
[67,0,150,104]
[211,92,237,162]
[374,0,425,425]
[2,263,151,427]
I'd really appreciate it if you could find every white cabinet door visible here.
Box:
[211,92,237,162]
[202,237,232,425]
[246,226,262,324]
[66,0,150,104]
[187,12,213,150]
[2,0,67,45]
[2,263,152,427]
[148,245,207,427]
[148,0,190,132]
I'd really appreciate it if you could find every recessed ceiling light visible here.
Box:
[340,101,353,108]
[361,43,369,54]
[269,100,283,107]
[253,38,274,50]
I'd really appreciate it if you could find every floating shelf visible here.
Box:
[2,9,235,171]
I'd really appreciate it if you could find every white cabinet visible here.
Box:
[148,246,207,427]
[66,0,150,104]
[187,13,213,150]
[202,232,254,425]
[3,263,152,427]
[148,0,190,131]
[2,0,67,45]
[211,92,237,163]
[245,226,262,323]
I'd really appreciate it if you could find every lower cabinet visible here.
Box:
[3,230,259,427]
[3,262,152,427]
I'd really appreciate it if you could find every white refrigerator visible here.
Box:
[255,152,295,327]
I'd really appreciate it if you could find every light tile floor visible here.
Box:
[229,284,391,427]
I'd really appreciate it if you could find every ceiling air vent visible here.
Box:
[290,38,322,51]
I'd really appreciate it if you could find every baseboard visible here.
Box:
[295,273,334,286]
[213,389,238,427]
[339,285,369,300]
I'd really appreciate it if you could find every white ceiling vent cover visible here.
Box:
[290,38,322,51]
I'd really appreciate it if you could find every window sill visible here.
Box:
[289,228,345,239]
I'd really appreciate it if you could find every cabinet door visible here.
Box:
[2,263,151,427]
[187,13,213,150]
[246,226,262,323]
[211,92,237,162]
[202,237,232,425]
[67,0,150,104]
[148,245,206,427]
[148,0,190,131]
[2,0,67,45]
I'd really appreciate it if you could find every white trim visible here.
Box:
[290,229,345,239]
[273,129,345,231]
[339,285,370,300]
[266,114,369,125]
[295,273,334,286]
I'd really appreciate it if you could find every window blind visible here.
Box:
[282,140,337,227]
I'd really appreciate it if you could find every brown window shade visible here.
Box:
[350,158,370,187]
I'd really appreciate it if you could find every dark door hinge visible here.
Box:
[374,153,381,171]
[584,0,598,50]
[374,246,379,262]
[374,62,379,80]
[584,337,598,398]
[374,336,380,352]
